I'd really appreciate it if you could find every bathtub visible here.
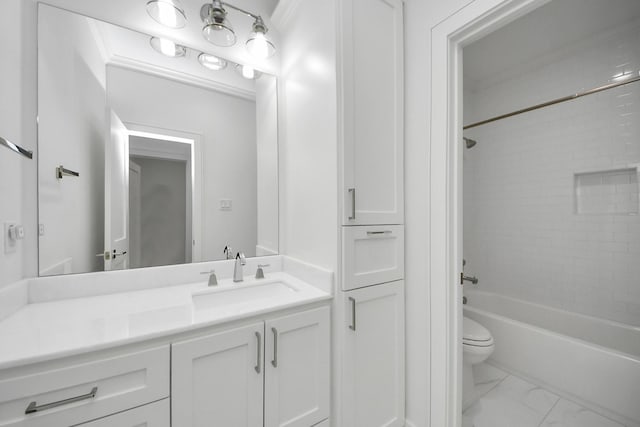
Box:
[464,290,640,426]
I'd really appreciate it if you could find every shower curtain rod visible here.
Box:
[463,74,640,130]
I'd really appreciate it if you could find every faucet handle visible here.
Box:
[200,269,218,286]
[255,264,270,279]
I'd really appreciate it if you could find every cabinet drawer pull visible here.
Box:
[271,327,278,368]
[348,188,356,220]
[255,331,262,374]
[349,297,356,331]
[25,386,98,414]
[366,230,392,235]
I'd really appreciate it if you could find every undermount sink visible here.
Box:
[192,280,299,311]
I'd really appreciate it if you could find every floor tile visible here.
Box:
[462,375,559,427]
[540,399,625,427]
[473,362,508,398]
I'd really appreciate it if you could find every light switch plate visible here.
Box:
[4,222,17,254]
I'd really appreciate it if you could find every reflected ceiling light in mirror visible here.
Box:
[200,1,276,58]
[246,17,275,59]
[150,37,186,57]
[146,0,187,29]
[235,63,262,80]
[198,53,228,71]
[200,0,236,47]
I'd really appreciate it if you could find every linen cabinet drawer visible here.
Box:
[342,225,404,291]
[0,345,170,427]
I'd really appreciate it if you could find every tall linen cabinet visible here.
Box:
[338,0,405,426]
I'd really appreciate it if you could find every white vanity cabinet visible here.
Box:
[172,306,330,427]
[0,345,169,427]
[340,281,405,427]
[340,0,404,226]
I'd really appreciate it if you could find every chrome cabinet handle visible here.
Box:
[25,386,98,414]
[271,327,278,367]
[348,188,356,220]
[349,297,356,331]
[255,331,262,374]
[366,230,392,236]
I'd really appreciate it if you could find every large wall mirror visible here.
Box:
[37,4,279,276]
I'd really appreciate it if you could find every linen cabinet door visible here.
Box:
[171,323,264,427]
[264,307,330,427]
[341,281,405,427]
[341,0,404,226]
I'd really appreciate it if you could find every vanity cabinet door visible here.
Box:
[341,0,404,226]
[171,323,264,427]
[341,281,405,427]
[264,307,330,427]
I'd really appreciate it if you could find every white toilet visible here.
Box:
[462,317,495,409]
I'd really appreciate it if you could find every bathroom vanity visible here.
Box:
[0,257,332,427]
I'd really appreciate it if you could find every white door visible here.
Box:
[172,323,264,427]
[128,160,142,269]
[341,281,405,427]
[264,307,330,427]
[104,110,129,271]
[341,0,404,225]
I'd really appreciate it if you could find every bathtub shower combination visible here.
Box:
[464,290,640,426]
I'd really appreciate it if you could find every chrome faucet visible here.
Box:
[200,269,218,286]
[224,245,234,260]
[233,252,246,282]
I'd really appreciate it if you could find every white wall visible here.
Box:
[132,156,187,267]
[107,65,258,260]
[274,0,339,272]
[0,0,37,287]
[403,1,475,426]
[463,20,640,326]
[255,75,279,256]
[38,5,108,276]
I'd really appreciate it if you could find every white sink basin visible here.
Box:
[192,281,299,311]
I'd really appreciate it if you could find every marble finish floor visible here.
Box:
[463,363,629,427]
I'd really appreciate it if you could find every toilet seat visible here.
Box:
[463,317,494,347]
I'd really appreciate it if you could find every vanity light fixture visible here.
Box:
[200,1,276,58]
[235,63,262,80]
[198,52,228,70]
[150,36,186,57]
[146,0,187,29]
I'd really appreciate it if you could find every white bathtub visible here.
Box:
[464,290,640,426]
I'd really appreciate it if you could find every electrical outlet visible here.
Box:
[219,199,232,211]
[4,222,17,254]
[39,224,45,236]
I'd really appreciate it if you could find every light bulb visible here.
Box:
[150,37,186,57]
[242,65,255,79]
[146,0,186,29]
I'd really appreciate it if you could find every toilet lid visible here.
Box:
[463,317,493,345]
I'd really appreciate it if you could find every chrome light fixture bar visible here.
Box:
[146,0,187,29]
[200,1,276,58]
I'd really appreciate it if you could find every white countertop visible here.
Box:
[0,272,331,370]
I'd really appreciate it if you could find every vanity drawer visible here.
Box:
[0,345,169,427]
[342,225,404,291]
[77,398,169,426]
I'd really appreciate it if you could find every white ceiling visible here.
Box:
[464,0,640,91]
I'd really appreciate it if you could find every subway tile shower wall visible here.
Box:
[463,20,640,326]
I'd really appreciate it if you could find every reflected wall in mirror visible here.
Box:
[38,4,278,276]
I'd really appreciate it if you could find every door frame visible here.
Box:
[428,0,551,425]
[124,123,204,263]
